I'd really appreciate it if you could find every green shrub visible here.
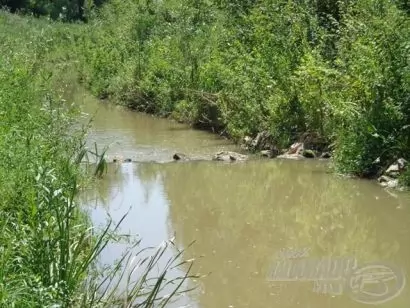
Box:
[65,0,410,182]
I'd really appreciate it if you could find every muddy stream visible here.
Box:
[77,91,410,308]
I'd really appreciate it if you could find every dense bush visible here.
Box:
[74,0,409,182]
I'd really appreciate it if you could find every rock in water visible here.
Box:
[378,175,399,189]
[260,148,280,158]
[387,179,399,188]
[276,142,306,160]
[173,153,189,161]
[385,163,400,178]
[277,153,305,160]
[320,152,331,159]
[302,149,316,158]
[385,158,408,178]
[212,151,248,162]
[113,156,133,163]
[287,142,304,155]
[278,142,319,160]
[261,150,272,158]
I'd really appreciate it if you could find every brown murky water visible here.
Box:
[78,91,410,308]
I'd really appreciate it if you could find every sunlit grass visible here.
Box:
[0,10,198,307]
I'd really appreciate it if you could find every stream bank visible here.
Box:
[77,87,410,308]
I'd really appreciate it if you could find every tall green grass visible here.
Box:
[0,11,197,307]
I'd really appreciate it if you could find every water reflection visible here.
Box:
[159,160,409,308]
[82,158,410,308]
[81,162,198,307]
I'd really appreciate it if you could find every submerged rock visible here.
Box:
[212,151,248,162]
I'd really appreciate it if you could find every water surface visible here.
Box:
[78,92,410,308]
